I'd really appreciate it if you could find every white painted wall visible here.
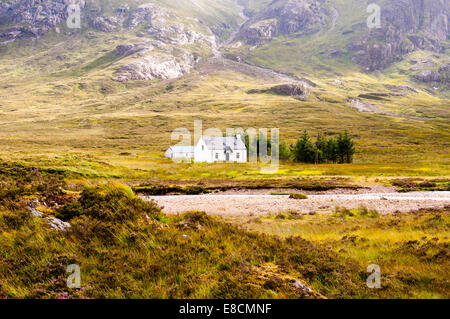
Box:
[194,138,247,163]
[166,148,194,160]
[165,148,173,159]
[194,138,213,163]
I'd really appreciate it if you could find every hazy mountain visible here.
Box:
[1,0,448,80]
[0,0,448,161]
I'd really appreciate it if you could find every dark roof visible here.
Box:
[202,136,246,151]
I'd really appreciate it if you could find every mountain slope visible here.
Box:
[0,0,448,167]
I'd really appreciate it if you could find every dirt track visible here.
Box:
[144,191,450,216]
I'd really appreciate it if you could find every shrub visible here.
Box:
[184,186,206,195]
[57,182,162,222]
[333,207,354,218]
[333,206,379,218]
[182,211,213,227]
[289,193,308,200]
[275,213,286,219]
[55,201,84,221]
[0,210,32,230]
[357,206,380,218]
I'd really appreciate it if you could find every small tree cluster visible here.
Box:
[291,131,355,164]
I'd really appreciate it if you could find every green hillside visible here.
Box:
[0,0,448,177]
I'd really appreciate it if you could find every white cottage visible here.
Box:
[165,146,195,160]
[194,135,247,163]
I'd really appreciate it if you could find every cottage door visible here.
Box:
[226,153,230,161]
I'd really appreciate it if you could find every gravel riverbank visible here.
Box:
[144,190,450,216]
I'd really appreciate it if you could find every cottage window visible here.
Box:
[202,145,204,151]
[237,153,240,159]
[216,153,219,159]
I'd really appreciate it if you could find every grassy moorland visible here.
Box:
[237,207,450,299]
[0,0,448,300]
[0,1,448,176]
[0,167,448,299]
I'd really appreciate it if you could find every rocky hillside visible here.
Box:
[0,0,448,167]
[232,0,449,72]
[0,0,239,81]
[0,0,448,93]
[1,0,448,80]
[348,0,449,71]
[238,0,330,45]
[0,0,80,39]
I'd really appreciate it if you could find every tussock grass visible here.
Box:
[1,180,371,299]
[289,193,308,200]
[0,166,448,299]
[242,208,450,299]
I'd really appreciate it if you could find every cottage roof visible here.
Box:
[201,136,246,151]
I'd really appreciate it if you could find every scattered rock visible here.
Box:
[27,200,71,232]
[239,0,329,45]
[413,70,441,83]
[93,16,121,32]
[248,83,308,99]
[291,280,312,294]
[112,54,193,82]
[349,99,380,113]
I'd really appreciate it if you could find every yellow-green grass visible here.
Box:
[1,150,449,182]
[0,181,372,299]
[1,65,448,173]
[1,175,448,299]
[237,208,450,299]
[0,0,448,180]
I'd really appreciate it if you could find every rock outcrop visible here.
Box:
[0,1,215,47]
[413,66,450,84]
[269,84,306,97]
[93,16,121,32]
[0,1,217,81]
[112,54,193,82]
[0,0,86,41]
[248,83,308,99]
[413,70,441,83]
[349,0,449,71]
[239,0,329,45]
[27,200,71,232]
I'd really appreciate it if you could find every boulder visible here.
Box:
[27,200,71,232]
[248,83,308,99]
[93,16,120,32]
[239,0,329,45]
[270,84,305,96]
[112,54,193,82]
[413,70,441,83]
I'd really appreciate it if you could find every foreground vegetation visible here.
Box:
[0,175,358,299]
[0,166,448,299]
[239,207,450,299]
